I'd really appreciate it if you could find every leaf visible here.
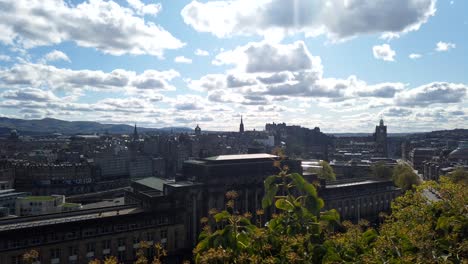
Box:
[275,198,294,212]
[290,173,318,198]
[262,184,278,209]
[264,175,278,190]
[305,195,324,215]
[214,211,231,222]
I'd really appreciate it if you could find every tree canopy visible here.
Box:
[371,161,393,180]
[392,163,421,191]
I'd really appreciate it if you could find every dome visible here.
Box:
[449,141,468,161]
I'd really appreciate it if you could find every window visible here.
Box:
[83,228,96,237]
[116,224,127,231]
[102,239,111,249]
[100,226,111,234]
[118,238,126,247]
[86,242,96,253]
[174,230,178,248]
[160,229,168,239]
[133,235,140,244]
[65,231,77,239]
[50,248,61,258]
[69,246,78,256]
[117,251,126,262]
[146,232,155,241]
[11,255,21,264]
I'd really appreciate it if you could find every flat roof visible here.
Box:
[204,153,278,161]
[326,180,382,189]
[134,177,170,191]
[0,206,141,232]
[20,196,57,202]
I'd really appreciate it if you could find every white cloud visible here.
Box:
[181,0,436,41]
[0,63,179,93]
[0,0,184,57]
[435,41,456,52]
[395,82,467,107]
[42,50,71,63]
[2,88,60,102]
[174,56,193,64]
[195,49,210,56]
[409,53,422,59]
[213,41,322,73]
[126,0,161,16]
[372,44,396,61]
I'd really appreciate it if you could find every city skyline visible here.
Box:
[0,0,467,133]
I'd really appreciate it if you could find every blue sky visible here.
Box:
[0,0,466,132]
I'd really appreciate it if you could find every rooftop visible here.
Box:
[0,206,141,232]
[134,177,170,191]
[20,196,58,201]
[204,153,278,161]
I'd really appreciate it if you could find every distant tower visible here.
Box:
[133,123,138,141]
[194,124,201,136]
[374,119,388,157]
[239,115,244,133]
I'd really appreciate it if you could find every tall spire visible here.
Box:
[239,115,244,133]
[133,123,138,141]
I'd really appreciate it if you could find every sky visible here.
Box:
[0,0,467,133]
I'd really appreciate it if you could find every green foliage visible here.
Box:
[323,176,468,263]
[447,167,468,185]
[371,161,393,179]
[307,160,336,181]
[194,164,340,263]
[393,163,420,191]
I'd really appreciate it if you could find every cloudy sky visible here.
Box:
[0,0,466,132]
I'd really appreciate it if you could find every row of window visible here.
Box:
[8,230,170,264]
[1,217,171,250]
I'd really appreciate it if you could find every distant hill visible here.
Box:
[0,117,192,135]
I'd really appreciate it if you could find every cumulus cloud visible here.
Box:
[383,107,413,117]
[395,82,467,107]
[42,50,71,63]
[181,0,436,40]
[126,0,161,16]
[174,56,193,64]
[435,41,456,52]
[1,88,60,102]
[409,53,422,59]
[0,0,184,57]
[189,41,411,103]
[195,49,210,56]
[0,63,179,93]
[213,41,322,73]
[373,44,396,61]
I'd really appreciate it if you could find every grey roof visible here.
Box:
[204,153,278,161]
[134,177,170,191]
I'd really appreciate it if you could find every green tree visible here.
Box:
[323,176,468,263]
[371,161,393,179]
[393,163,420,191]
[308,160,336,181]
[447,167,468,184]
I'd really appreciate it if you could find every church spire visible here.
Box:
[239,115,244,133]
[133,123,138,141]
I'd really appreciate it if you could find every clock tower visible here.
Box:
[374,119,388,157]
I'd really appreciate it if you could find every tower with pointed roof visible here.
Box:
[239,115,244,133]
[194,124,201,136]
